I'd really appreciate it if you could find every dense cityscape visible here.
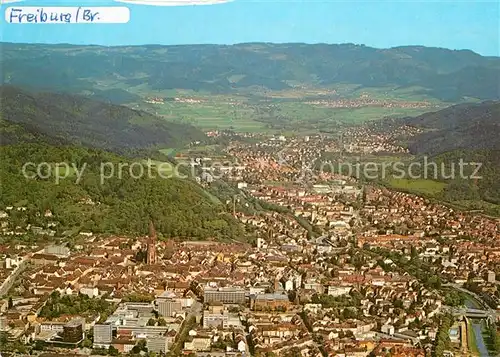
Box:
[0,132,499,357]
[1,1,499,356]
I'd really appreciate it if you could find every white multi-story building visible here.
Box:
[93,324,113,346]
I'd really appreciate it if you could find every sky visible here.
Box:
[0,0,499,56]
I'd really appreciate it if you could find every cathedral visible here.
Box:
[146,220,157,265]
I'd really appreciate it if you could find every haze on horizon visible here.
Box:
[0,0,498,56]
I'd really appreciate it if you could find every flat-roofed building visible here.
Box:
[158,299,182,318]
[93,324,113,346]
[203,311,228,328]
[251,293,290,311]
[147,335,168,354]
[203,286,246,305]
[44,245,70,257]
[62,319,84,343]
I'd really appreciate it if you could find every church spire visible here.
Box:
[149,220,157,241]
[147,219,157,265]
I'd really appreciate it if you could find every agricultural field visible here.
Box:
[136,97,438,133]
[141,101,266,132]
[93,78,449,133]
[384,178,448,196]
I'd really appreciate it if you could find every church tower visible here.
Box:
[146,220,157,265]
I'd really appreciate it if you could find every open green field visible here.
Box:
[347,85,441,103]
[139,101,266,132]
[93,79,450,133]
[327,106,433,123]
[385,178,448,196]
[159,148,177,157]
[243,100,437,130]
[111,83,267,131]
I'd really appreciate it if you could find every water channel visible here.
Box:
[464,295,490,356]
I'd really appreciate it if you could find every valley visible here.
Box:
[0,41,499,357]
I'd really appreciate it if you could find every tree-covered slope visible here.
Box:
[381,101,500,213]
[431,149,500,207]
[2,43,499,102]
[404,101,500,155]
[0,118,68,146]
[0,86,205,153]
[0,144,243,240]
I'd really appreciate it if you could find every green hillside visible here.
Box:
[0,88,243,241]
[405,101,500,154]
[432,150,500,210]
[0,86,205,154]
[377,101,500,215]
[0,143,244,240]
[0,118,68,146]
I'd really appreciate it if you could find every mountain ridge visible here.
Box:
[0,86,205,154]
[403,101,500,155]
[2,42,499,102]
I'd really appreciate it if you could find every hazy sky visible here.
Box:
[1,0,499,56]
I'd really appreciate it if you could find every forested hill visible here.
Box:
[2,42,499,102]
[0,143,243,240]
[431,149,500,208]
[0,86,244,241]
[404,101,500,155]
[0,118,69,146]
[0,86,205,153]
[383,101,500,211]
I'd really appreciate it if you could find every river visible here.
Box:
[471,321,490,357]
[465,296,490,357]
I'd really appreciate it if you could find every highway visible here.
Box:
[0,258,28,297]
